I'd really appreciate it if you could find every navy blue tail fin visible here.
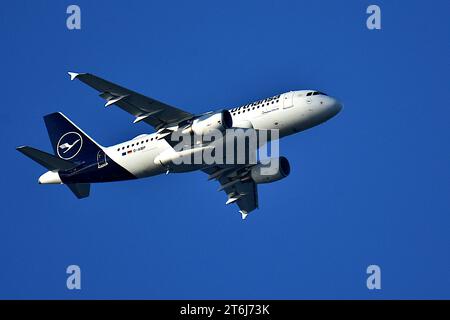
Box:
[44,112,103,164]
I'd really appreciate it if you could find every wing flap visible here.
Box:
[70,72,194,129]
[203,165,259,218]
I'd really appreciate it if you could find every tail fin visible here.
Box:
[44,112,102,164]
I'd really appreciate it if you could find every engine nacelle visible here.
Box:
[183,110,233,136]
[250,156,291,184]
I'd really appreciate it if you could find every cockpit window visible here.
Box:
[312,91,327,96]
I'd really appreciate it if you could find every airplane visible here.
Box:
[17,72,342,219]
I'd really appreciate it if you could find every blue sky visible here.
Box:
[1,0,449,299]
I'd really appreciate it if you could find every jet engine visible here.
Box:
[182,110,233,136]
[250,156,291,184]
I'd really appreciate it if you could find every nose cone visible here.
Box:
[329,97,343,117]
[38,171,62,184]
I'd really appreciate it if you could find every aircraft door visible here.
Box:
[97,150,108,169]
[283,91,293,109]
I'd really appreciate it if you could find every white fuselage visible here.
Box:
[104,90,342,178]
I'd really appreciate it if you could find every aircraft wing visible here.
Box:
[203,165,258,219]
[68,72,194,130]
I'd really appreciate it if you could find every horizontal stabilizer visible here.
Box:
[17,146,76,171]
[67,183,90,199]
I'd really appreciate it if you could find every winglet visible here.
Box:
[68,72,80,81]
[239,210,248,220]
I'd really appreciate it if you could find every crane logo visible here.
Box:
[57,132,83,160]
